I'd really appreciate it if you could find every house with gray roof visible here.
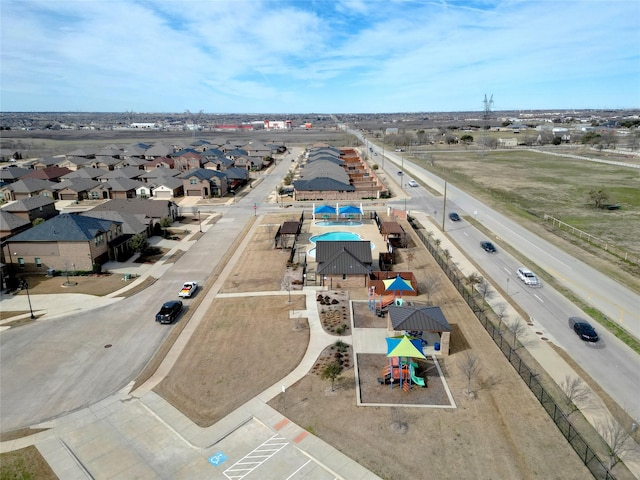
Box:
[54,178,102,201]
[97,166,145,183]
[1,178,56,202]
[60,167,108,181]
[181,168,228,198]
[2,213,124,272]
[0,210,31,241]
[145,143,173,158]
[79,210,149,238]
[1,196,58,224]
[32,157,63,169]
[56,156,92,171]
[89,198,178,224]
[0,166,31,184]
[99,177,143,199]
[67,148,97,159]
[91,156,126,170]
[315,240,373,288]
[148,176,184,199]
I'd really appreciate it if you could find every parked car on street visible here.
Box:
[516,267,539,286]
[155,300,183,324]
[568,317,599,342]
[480,241,497,253]
[449,212,461,221]
[178,281,198,298]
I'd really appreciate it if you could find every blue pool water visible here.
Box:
[315,220,363,227]
[310,231,362,243]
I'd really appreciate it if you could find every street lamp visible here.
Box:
[197,210,202,233]
[20,279,35,319]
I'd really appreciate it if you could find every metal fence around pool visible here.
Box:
[411,223,615,480]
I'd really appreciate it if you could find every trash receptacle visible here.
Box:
[434,342,440,351]
[46,268,55,277]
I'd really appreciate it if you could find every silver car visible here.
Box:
[517,267,539,286]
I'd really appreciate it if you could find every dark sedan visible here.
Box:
[568,317,599,342]
[480,241,497,253]
[449,212,461,221]
[156,300,183,324]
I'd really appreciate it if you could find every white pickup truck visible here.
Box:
[178,281,198,298]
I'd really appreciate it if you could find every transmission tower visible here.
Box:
[481,94,494,154]
[482,94,494,124]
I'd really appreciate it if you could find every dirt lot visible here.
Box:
[154,213,590,479]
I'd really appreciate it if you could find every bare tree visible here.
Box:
[406,250,415,270]
[476,278,492,301]
[466,272,482,289]
[559,375,591,417]
[443,249,452,265]
[458,352,481,396]
[421,276,440,304]
[506,320,528,349]
[588,187,610,209]
[596,416,633,471]
[495,303,509,328]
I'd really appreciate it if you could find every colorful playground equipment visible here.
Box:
[368,286,405,316]
[381,357,425,388]
[380,335,427,390]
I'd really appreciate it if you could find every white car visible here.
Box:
[178,281,198,298]
[516,268,539,286]
[408,180,418,187]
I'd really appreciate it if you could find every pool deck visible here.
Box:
[301,217,389,268]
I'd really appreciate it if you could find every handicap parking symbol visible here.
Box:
[208,451,227,466]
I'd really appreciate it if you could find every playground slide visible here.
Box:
[381,295,395,308]
[410,371,425,387]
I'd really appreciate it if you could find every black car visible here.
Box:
[156,300,183,324]
[568,317,599,342]
[449,212,461,221]
[480,241,497,253]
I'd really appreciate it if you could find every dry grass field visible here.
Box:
[407,147,640,291]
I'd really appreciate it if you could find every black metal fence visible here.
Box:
[411,225,614,480]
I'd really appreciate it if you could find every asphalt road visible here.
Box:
[354,128,640,414]
[0,153,297,433]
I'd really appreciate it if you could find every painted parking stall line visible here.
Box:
[223,434,288,480]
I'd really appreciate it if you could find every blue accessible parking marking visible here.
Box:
[208,451,228,466]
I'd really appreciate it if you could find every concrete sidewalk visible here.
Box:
[1,212,383,479]
[2,205,637,478]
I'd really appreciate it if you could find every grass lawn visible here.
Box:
[407,147,640,289]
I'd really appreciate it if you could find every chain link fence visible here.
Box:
[411,223,615,480]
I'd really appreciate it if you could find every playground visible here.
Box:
[156,211,591,480]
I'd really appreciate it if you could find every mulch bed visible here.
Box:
[317,290,351,335]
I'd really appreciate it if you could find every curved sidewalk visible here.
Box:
[1,215,382,480]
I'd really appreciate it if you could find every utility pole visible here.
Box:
[441,181,447,231]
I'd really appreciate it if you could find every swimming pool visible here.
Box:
[307,231,373,258]
[315,220,363,227]
[310,231,363,243]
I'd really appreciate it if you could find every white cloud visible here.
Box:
[1,0,638,112]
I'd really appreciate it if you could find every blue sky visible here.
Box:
[1,0,639,113]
